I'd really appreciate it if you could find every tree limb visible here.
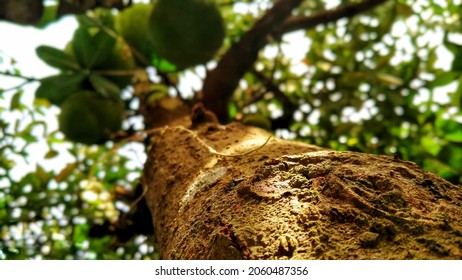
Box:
[201,0,389,122]
[201,0,303,122]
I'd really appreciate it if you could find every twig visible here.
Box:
[242,44,284,107]
[0,70,39,93]
[0,70,37,81]
[129,183,148,209]
[249,66,299,129]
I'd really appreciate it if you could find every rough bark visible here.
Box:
[142,119,462,259]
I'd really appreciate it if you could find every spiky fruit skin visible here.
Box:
[58,91,124,144]
[149,0,225,69]
[115,3,155,61]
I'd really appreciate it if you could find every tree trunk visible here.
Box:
[142,117,462,259]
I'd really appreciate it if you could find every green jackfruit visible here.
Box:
[58,91,124,144]
[115,3,155,62]
[149,0,225,69]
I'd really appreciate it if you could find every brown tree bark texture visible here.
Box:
[143,121,462,259]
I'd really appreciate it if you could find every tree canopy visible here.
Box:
[1,0,462,259]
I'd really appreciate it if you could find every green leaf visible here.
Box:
[36,73,86,105]
[228,103,238,119]
[18,121,45,143]
[436,118,462,143]
[424,158,457,179]
[443,32,461,55]
[19,173,42,189]
[452,53,462,72]
[36,164,50,185]
[44,150,59,159]
[151,53,177,72]
[36,45,81,71]
[10,90,23,110]
[421,136,441,156]
[89,74,121,100]
[444,146,462,169]
[427,72,457,88]
[73,224,89,246]
[146,87,168,104]
[72,26,116,68]
[395,3,413,17]
[446,131,462,143]
[55,163,77,183]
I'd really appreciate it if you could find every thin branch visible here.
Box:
[0,80,34,93]
[241,46,284,108]
[273,0,389,39]
[157,71,185,102]
[249,68,297,129]
[0,70,37,81]
[0,70,39,93]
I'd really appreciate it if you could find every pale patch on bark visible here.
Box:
[181,166,227,210]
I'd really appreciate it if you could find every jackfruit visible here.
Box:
[115,3,155,62]
[58,91,124,144]
[148,0,225,69]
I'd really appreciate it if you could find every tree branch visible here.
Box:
[201,0,389,122]
[201,0,303,122]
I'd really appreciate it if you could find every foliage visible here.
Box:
[1,0,462,259]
